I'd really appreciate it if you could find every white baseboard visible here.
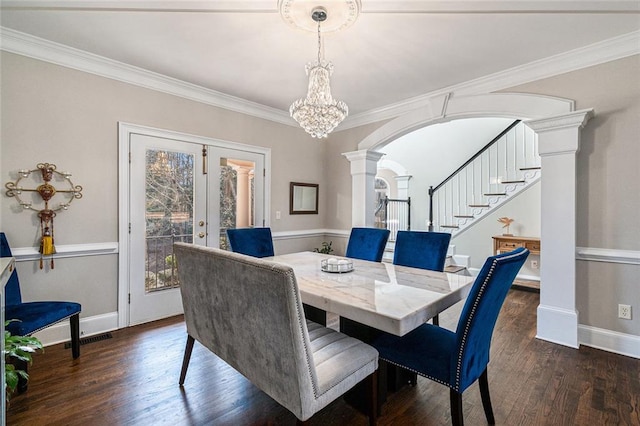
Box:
[31,311,639,360]
[536,304,579,348]
[578,325,640,359]
[32,311,119,347]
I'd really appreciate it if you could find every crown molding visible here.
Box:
[0,27,295,127]
[341,30,640,130]
[2,1,638,13]
[2,26,638,131]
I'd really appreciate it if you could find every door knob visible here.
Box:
[199,220,205,227]
[198,232,205,238]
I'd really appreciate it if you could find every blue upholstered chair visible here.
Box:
[393,230,452,326]
[226,227,275,258]
[345,227,390,262]
[0,232,81,360]
[372,247,529,425]
[393,230,451,272]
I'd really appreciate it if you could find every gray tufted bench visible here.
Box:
[174,243,379,425]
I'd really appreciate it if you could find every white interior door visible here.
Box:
[127,132,267,326]
[129,134,207,325]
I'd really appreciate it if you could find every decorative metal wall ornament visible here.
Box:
[5,163,83,269]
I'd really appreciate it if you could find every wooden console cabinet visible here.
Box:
[492,235,540,255]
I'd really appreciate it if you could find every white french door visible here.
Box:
[129,134,207,325]
[207,147,265,251]
[124,126,268,326]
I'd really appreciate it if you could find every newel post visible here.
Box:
[527,109,593,348]
[342,150,385,227]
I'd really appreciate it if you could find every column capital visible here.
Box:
[527,108,593,133]
[342,149,385,164]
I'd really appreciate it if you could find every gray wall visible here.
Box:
[0,52,326,317]
[505,55,640,336]
[326,55,640,336]
[2,49,638,339]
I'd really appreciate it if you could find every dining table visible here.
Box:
[266,251,476,413]
[267,251,475,336]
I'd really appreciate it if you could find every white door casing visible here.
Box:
[118,123,271,328]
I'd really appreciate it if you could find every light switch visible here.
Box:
[276,211,281,220]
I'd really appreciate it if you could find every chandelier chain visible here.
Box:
[317,20,322,64]
[289,7,349,138]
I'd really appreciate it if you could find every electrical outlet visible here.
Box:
[618,304,632,320]
[531,260,539,269]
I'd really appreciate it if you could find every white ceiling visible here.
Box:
[2,1,639,119]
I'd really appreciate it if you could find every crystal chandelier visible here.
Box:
[290,8,348,139]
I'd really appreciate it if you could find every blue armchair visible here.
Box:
[0,233,81,360]
[226,227,275,258]
[372,247,529,425]
[393,230,452,326]
[345,227,390,262]
[393,230,451,271]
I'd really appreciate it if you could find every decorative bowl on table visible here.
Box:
[321,258,354,273]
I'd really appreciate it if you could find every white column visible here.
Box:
[527,109,593,348]
[394,175,412,199]
[342,150,385,227]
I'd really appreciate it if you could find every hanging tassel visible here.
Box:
[41,230,54,255]
[39,225,56,269]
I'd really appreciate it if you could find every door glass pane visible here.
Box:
[145,149,194,292]
[219,158,256,251]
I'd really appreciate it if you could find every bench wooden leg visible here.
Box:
[179,335,195,385]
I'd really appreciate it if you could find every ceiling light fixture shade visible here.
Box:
[289,8,349,138]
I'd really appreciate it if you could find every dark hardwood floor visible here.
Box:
[7,290,640,425]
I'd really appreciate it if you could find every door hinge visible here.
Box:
[129,152,132,164]
[263,168,266,177]
[128,223,131,234]
[128,293,131,304]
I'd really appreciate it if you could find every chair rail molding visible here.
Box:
[11,242,119,261]
[576,247,640,265]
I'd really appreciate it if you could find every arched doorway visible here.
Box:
[342,92,593,348]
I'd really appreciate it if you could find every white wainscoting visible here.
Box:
[18,239,638,358]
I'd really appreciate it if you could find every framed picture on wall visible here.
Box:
[290,182,318,215]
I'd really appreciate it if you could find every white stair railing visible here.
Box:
[428,121,540,236]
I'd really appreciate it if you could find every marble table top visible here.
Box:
[268,252,475,336]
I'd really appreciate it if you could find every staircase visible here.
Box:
[428,120,540,236]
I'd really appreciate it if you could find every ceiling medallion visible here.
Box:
[278,0,361,33]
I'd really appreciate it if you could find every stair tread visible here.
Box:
[501,180,526,184]
[440,225,460,229]
[484,193,507,196]
[520,166,541,170]
[454,215,474,218]
[469,204,490,207]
